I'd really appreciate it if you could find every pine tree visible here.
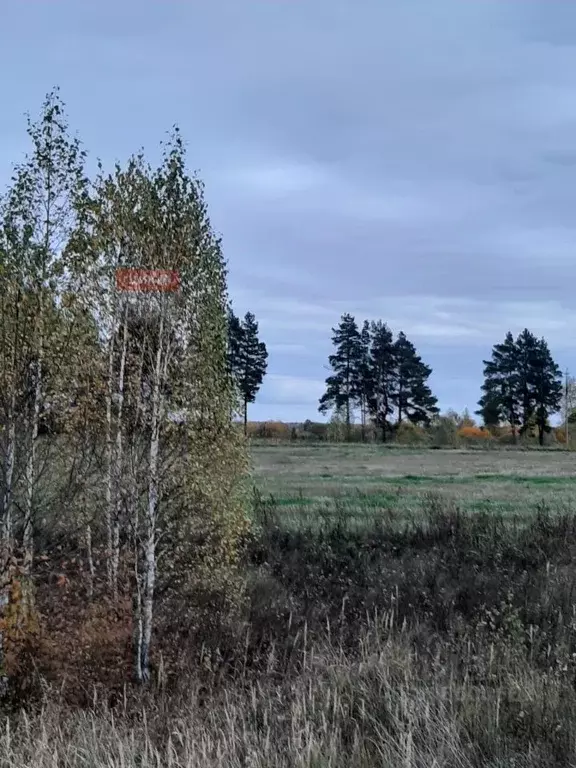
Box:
[319,314,363,441]
[357,320,373,442]
[476,395,501,431]
[478,329,562,445]
[230,311,268,434]
[367,321,396,442]
[477,332,520,441]
[227,307,243,389]
[516,328,539,435]
[393,331,438,427]
[528,336,562,446]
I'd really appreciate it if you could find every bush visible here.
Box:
[395,421,427,445]
[301,420,328,441]
[249,421,292,439]
[457,425,492,441]
[429,416,459,447]
[555,427,567,444]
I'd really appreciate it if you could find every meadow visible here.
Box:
[7,442,576,767]
[252,442,576,525]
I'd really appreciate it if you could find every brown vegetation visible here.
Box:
[2,498,576,766]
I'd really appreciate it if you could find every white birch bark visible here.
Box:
[85,523,95,600]
[139,304,166,682]
[1,398,16,553]
[23,340,42,580]
[1,298,19,555]
[105,333,115,592]
[111,304,129,601]
[132,497,143,683]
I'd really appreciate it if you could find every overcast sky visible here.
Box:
[2,0,575,421]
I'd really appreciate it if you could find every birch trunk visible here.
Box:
[111,305,129,601]
[85,524,95,600]
[24,139,52,586]
[105,334,115,592]
[138,306,166,683]
[1,296,19,555]
[132,498,143,683]
[130,334,146,682]
[1,400,16,554]
[23,347,42,580]
[20,337,41,622]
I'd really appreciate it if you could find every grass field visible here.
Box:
[10,442,576,767]
[252,443,576,524]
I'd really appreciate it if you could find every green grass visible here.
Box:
[251,443,576,526]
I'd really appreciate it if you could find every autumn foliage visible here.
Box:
[457,426,492,440]
[247,421,292,439]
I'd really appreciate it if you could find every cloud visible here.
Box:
[266,343,312,355]
[258,374,325,406]
[213,158,490,226]
[216,159,329,198]
[233,288,576,349]
[2,0,576,419]
[486,226,576,266]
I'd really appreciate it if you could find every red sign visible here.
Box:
[115,269,180,292]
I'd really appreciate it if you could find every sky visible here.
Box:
[2,0,576,422]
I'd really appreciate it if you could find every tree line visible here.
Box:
[317,314,564,445]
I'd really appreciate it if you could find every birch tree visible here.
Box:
[76,155,150,599]
[116,133,248,682]
[67,124,248,683]
[0,227,31,559]
[0,91,89,593]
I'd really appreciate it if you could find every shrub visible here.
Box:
[555,427,567,444]
[395,421,427,445]
[251,421,292,439]
[301,420,328,441]
[429,416,459,447]
[457,425,492,441]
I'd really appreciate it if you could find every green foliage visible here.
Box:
[326,407,349,442]
[319,313,363,439]
[393,331,439,426]
[394,420,427,444]
[0,93,251,690]
[478,329,562,445]
[0,88,93,604]
[320,316,439,443]
[227,309,268,429]
[429,413,459,447]
[367,320,395,441]
[478,331,519,434]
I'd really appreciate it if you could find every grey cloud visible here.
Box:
[2,0,576,420]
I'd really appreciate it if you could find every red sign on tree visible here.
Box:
[115,269,180,292]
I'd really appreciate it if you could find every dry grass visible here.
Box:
[5,445,576,766]
[4,614,576,767]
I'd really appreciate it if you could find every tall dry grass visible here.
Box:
[4,616,576,767]
[4,496,576,766]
